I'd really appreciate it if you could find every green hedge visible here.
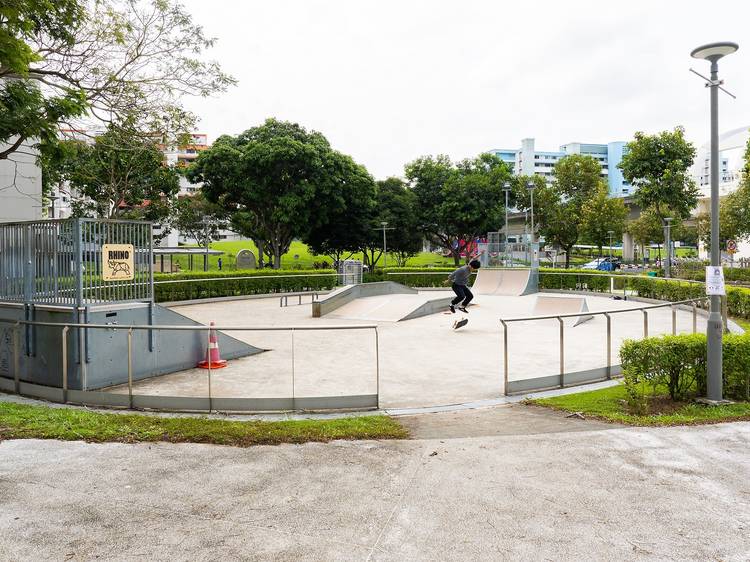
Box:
[673,263,750,284]
[154,270,337,302]
[620,334,750,407]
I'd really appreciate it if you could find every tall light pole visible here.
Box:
[663,217,673,278]
[374,221,395,271]
[607,230,614,261]
[526,181,536,243]
[503,182,512,264]
[691,41,739,402]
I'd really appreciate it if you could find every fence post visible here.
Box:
[604,313,611,379]
[500,320,509,395]
[61,326,69,404]
[642,309,648,338]
[206,326,212,413]
[13,323,20,394]
[692,303,698,334]
[291,328,296,410]
[127,328,133,409]
[557,317,565,388]
[374,327,380,410]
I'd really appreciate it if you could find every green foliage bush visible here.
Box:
[620,333,750,411]
[154,270,337,302]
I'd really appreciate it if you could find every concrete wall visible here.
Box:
[0,138,43,222]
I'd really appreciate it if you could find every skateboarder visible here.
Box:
[445,259,481,313]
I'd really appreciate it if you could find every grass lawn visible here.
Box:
[0,402,408,446]
[528,382,750,426]
[170,239,457,272]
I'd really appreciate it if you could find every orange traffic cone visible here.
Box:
[198,321,227,369]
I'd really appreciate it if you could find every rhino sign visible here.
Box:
[102,244,135,281]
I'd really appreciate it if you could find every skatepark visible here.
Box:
[105,268,712,410]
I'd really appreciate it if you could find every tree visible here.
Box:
[627,209,667,261]
[51,119,180,220]
[580,184,629,255]
[619,127,698,259]
[189,119,375,269]
[514,154,602,268]
[1,0,235,166]
[171,192,227,247]
[406,153,510,266]
[304,163,377,266]
[359,178,423,269]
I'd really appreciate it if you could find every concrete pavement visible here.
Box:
[1,418,749,561]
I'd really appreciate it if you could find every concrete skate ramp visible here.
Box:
[312,281,417,318]
[325,293,453,322]
[532,295,594,327]
[473,268,536,296]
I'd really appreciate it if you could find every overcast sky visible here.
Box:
[180,0,749,179]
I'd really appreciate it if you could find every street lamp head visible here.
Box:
[607,230,614,235]
[664,217,673,224]
[381,221,388,227]
[526,181,535,191]
[691,41,739,61]
[503,182,511,191]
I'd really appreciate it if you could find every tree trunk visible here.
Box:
[564,245,572,269]
[255,239,265,269]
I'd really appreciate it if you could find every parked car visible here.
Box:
[580,257,621,271]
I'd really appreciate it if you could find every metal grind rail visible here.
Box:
[0,319,380,413]
[499,297,710,396]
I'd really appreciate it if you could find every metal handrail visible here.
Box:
[154,273,338,284]
[499,298,706,324]
[499,297,709,396]
[1,318,380,413]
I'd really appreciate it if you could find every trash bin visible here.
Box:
[647,271,657,277]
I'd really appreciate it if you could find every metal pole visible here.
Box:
[604,313,611,379]
[530,189,535,244]
[693,303,698,334]
[206,326,212,413]
[642,309,648,338]
[382,226,387,270]
[501,320,509,395]
[504,188,510,265]
[707,58,723,401]
[557,317,564,388]
[664,219,672,279]
[13,323,20,394]
[61,326,69,404]
[127,328,133,409]
[291,328,295,409]
[375,327,380,410]
[671,306,677,335]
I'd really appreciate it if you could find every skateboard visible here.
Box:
[453,318,468,330]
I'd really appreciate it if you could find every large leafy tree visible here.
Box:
[171,192,227,247]
[619,128,698,258]
[514,154,602,268]
[580,184,629,255]
[406,153,509,266]
[1,0,235,169]
[359,178,423,269]
[189,119,376,269]
[54,119,180,220]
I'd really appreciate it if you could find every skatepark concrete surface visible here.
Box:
[1,419,748,561]
[105,292,708,409]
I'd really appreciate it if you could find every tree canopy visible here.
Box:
[406,153,510,265]
[1,0,235,168]
[619,127,698,220]
[189,119,376,269]
[580,184,629,254]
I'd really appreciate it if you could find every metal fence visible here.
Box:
[499,297,710,395]
[0,218,153,307]
[0,318,379,413]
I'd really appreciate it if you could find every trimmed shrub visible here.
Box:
[620,333,750,408]
[154,269,337,302]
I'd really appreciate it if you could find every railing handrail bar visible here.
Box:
[537,271,705,283]
[0,318,376,331]
[499,298,706,324]
[153,273,338,284]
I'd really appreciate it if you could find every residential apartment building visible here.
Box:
[489,138,632,197]
[0,138,43,222]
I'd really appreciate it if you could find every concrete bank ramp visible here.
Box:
[532,295,594,327]
[472,268,536,296]
[312,281,451,322]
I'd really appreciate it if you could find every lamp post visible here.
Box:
[201,216,211,272]
[607,230,614,261]
[691,41,739,402]
[663,218,673,278]
[503,182,512,264]
[526,181,536,244]
[374,221,395,271]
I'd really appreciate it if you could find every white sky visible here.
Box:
[180,0,749,179]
